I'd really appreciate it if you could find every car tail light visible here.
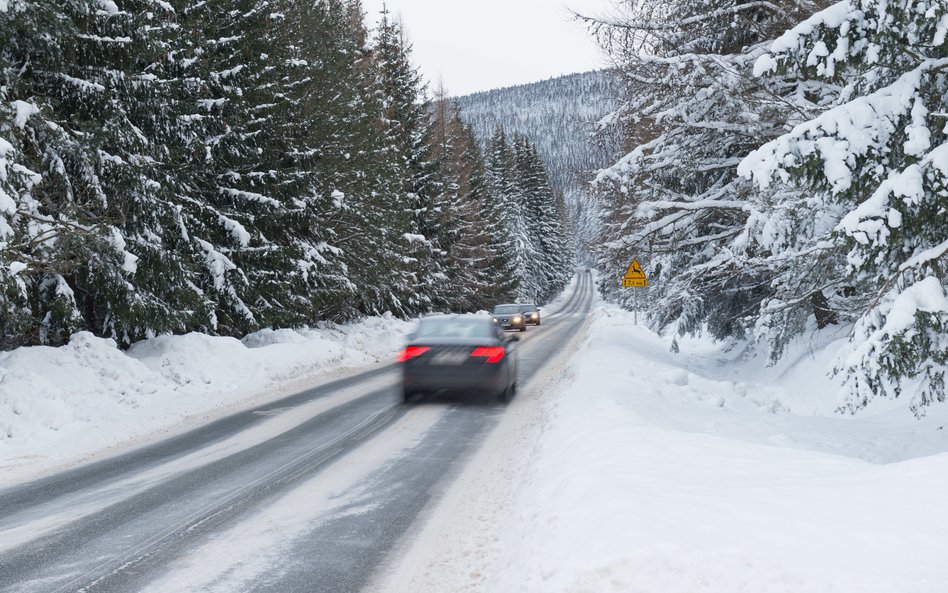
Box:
[397,346,430,362]
[470,346,505,363]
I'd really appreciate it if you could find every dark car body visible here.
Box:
[517,303,541,326]
[491,304,526,331]
[399,316,518,403]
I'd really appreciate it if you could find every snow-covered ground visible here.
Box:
[6,280,948,592]
[0,285,580,488]
[376,303,948,593]
[0,314,414,485]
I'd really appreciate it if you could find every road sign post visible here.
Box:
[621,259,649,325]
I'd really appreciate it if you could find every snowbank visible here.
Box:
[487,304,948,593]
[0,314,414,485]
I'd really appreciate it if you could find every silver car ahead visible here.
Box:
[491,304,526,331]
[517,303,541,326]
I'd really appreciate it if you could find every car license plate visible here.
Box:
[431,352,467,365]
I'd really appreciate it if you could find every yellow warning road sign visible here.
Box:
[622,259,648,288]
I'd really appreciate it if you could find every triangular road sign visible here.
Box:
[622,259,648,287]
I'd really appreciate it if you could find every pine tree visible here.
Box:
[738,0,948,413]
[370,9,449,314]
[429,95,516,312]
[584,0,826,340]
[512,135,573,302]
[486,128,536,300]
[464,123,520,309]
[1,0,567,353]
[457,121,518,307]
[0,0,202,346]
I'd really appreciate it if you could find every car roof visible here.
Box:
[415,315,500,340]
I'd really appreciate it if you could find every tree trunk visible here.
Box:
[811,290,837,329]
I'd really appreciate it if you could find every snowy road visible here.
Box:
[0,271,595,593]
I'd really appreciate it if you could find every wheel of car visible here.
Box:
[402,387,415,404]
[498,382,514,404]
[519,325,526,332]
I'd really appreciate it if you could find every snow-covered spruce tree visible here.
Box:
[461,122,519,307]
[370,10,450,314]
[0,0,202,346]
[738,0,948,414]
[264,0,380,324]
[172,0,386,330]
[428,93,472,312]
[483,128,569,304]
[0,78,35,348]
[177,0,324,333]
[83,2,214,343]
[429,95,515,312]
[512,135,573,302]
[585,0,825,340]
[487,128,537,300]
[464,121,520,309]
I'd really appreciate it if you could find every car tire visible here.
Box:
[498,382,515,404]
[402,387,415,404]
[519,325,526,332]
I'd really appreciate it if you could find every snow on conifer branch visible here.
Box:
[740,0,948,414]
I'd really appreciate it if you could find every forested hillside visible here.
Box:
[456,70,620,192]
[0,0,572,349]
[456,70,621,260]
[588,0,948,415]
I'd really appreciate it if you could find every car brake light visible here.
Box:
[470,346,505,363]
[397,346,430,362]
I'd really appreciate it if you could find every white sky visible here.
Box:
[361,0,615,97]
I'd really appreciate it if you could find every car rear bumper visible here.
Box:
[403,364,507,395]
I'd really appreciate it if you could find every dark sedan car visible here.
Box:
[399,316,519,403]
[491,304,526,331]
[518,303,541,326]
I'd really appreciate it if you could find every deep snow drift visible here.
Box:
[491,307,948,592]
[377,303,948,593]
[5,287,948,592]
[0,315,413,485]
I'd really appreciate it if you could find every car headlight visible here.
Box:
[513,315,522,322]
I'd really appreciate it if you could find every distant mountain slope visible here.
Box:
[455,70,620,194]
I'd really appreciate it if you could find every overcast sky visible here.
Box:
[361,0,614,97]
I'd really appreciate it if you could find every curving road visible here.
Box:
[0,270,595,593]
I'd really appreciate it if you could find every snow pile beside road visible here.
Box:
[0,315,414,484]
[488,305,948,593]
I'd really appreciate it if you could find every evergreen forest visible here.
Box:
[3,0,945,418]
[587,0,948,414]
[457,70,622,265]
[0,0,573,350]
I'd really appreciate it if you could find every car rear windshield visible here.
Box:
[492,305,519,314]
[416,319,495,339]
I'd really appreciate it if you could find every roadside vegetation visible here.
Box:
[585,0,948,414]
[0,0,573,350]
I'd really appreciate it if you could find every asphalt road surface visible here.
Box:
[0,270,595,593]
